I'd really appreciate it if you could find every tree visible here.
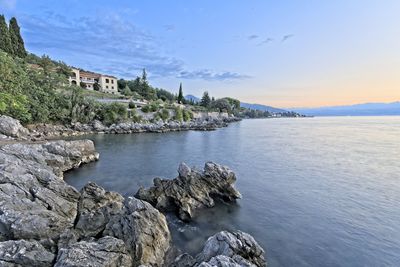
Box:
[177,83,183,104]
[9,17,26,58]
[0,15,13,54]
[200,91,211,108]
[122,86,132,96]
[212,98,232,113]
[93,82,100,91]
[141,68,147,84]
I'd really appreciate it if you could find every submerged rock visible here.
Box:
[0,115,29,138]
[136,162,242,221]
[173,231,266,267]
[54,236,132,267]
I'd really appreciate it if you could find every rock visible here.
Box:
[0,115,29,138]
[178,162,191,178]
[171,253,196,267]
[104,197,171,267]
[136,162,242,221]
[195,231,266,267]
[0,240,55,267]
[54,236,132,267]
[75,182,124,237]
[92,120,106,131]
[0,140,98,241]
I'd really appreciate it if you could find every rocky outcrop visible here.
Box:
[0,140,99,242]
[0,240,55,267]
[0,139,174,266]
[54,236,132,267]
[172,231,266,267]
[74,183,171,267]
[0,115,29,139]
[136,162,242,221]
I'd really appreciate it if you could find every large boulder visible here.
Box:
[0,240,55,267]
[136,162,242,221]
[73,183,171,266]
[173,231,266,267]
[0,140,99,241]
[104,197,171,267]
[75,182,125,237]
[0,115,29,138]
[54,236,132,267]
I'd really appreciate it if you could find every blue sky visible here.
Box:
[1,0,400,107]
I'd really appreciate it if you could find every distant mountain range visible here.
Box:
[185,95,287,113]
[292,102,400,116]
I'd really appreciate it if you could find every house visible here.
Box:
[69,68,119,94]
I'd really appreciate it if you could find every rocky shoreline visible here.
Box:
[24,117,241,140]
[0,116,266,267]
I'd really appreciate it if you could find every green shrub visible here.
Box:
[128,101,136,109]
[183,109,193,121]
[157,108,170,121]
[174,107,183,121]
[98,102,127,125]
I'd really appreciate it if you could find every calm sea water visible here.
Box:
[65,117,400,267]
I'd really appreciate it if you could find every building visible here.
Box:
[69,68,119,94]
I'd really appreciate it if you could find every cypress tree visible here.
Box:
[177,83,183,103]
[9,17,26,58]
[0,15,13,54]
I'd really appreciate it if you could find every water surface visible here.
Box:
[65,117,400,267]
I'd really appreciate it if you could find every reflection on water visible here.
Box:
[65,117,400,267]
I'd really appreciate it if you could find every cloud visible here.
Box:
[281,34,294,42]
[178,70,250,81]
[164,24,175,31]
[257,38,273,46]
[248,34,259,40]
[0,0,17,10]
[18,11,249,81]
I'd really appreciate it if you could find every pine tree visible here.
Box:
[9,17,26,58]
[177,83,183,104]
[0,15,13,54]
[200,91,211,108]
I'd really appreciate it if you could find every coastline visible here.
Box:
[0,115,267,267]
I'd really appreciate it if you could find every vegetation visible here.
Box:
[177,83,184,104]
[0,15,301,127]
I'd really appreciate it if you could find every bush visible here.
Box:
[128,101,136,109]
[174,107,183,121]
[183,109,193,121]
[98,102,127,125]
[158,108,170,121]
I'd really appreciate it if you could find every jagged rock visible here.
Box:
[75,182,124,237]
[195,231,266,267]
[0,140,99,241]
[171,253,197,267]
[92,120,106,131]
[0,240,55,267]
[0,115,29,138]
[54,236,132,267]
[135,162,242,221]
[104,197,171,267]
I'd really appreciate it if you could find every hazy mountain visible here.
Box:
[185,95,200,103]
[292,102,400,116]
[240,102,287,113]
[185,95,287,113]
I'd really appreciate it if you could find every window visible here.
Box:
[112,86,114,89]
[106,86,109,89]
[111,80,114,84]
[105,78,109,83]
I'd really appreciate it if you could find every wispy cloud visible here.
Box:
[178,70,251,81]
[248,34,259,40]
[257,38,273,46]
[281,34,294,42]
[164,24,175,31]
[18,11,248,81]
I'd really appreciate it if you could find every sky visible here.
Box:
[1,0,400,108]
